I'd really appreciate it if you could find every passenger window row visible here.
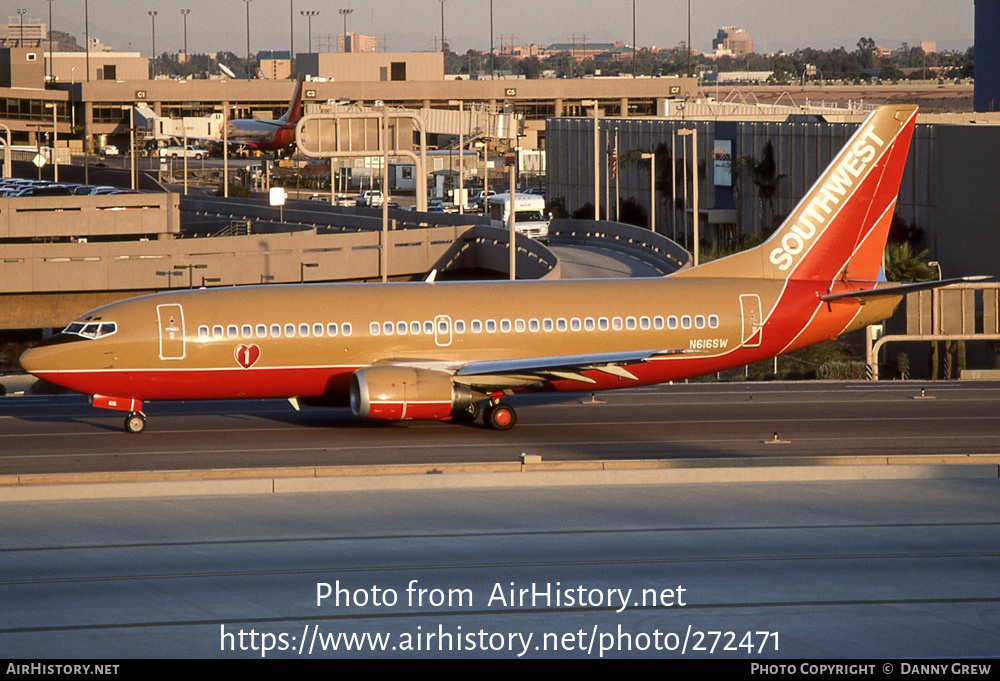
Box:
[197,322,354,341]
[197,313,719,342]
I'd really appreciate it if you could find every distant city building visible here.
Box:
[337,32,378,53]
[297,51,443,82]
[0,17,45,48]
[711,27,753,57]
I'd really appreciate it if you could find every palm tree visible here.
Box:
[884,242,935,282]
[742,140,785,233]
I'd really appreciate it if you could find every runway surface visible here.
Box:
[1,479,997,658]
[1,382,999,476]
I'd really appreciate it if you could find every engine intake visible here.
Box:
[349,367,473,421]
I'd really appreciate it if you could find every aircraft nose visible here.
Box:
[19,339,73,376]
[19,345,50,375]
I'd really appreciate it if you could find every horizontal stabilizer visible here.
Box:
[819,276,991,302]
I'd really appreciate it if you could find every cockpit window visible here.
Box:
[62,321,117,340]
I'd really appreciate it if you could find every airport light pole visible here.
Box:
[339,8,352,52]
[632,0,636,78]
[489,0,495,78]
[16,9,26,48]
[582,100,600,219]
[180,10,190,64]
[243,0,253,78]
[148,11,157,78]
[449,100,464,214]
[84,0,90,83]
[46,0,54,81]
[301,10,319,53]
[438,0,446,53]
[677,127,698,266]
[641,152,655,233]
[289,0,294,76]
[45,103,58,182]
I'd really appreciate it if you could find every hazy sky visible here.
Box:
[17,0,975,57]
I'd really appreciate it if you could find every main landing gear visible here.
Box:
[483,401,516,431]
[124,411,147,434]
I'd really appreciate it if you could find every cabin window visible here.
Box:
[667,316,678,330]
[285,324,296,337]
[626,317,637,330]
[570,318,581,332]
[383,322,394,336]
[556,318,567,332]
[396,321,407,335]
[708,315,719,329]
[654,316,664,330]
[640,316,651,330]
[424,321,434,334]
[369,322,380,336]
[271,324,281,337]
[410,321,421,335]
[681,316,692,329]
[242,325,253,338]
[612,317,623,331]
[471,320,482,333]
[313,323,324,337]
[342,323,352,336]
[529,319,540,332]
[212,325,224,339]
[227,325,238,338]
[327,323,338,336]
[198,325,209,340]
[486,320,497,333]
[543,319,553,332]
[694,315,705,329]
[598,318,609,331]
[455,320,466,334]
[585,317,595,331]
[500,319,511,333]
[515,319,525,333]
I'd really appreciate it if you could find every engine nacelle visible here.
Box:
[349,367,473,421]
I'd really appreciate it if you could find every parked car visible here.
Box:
[359,189,384,207]
[471,189,496,211]
[101,145,119,157]
[159,145,208,160]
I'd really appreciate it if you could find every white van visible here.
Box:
[487,193,549,240]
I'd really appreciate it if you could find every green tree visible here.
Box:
[884,242,935,282]
[742,140,785,233]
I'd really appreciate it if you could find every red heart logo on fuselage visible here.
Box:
[235,344,261,369]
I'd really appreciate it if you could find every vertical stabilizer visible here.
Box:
[675,105,918,283]
[278,74,306,125]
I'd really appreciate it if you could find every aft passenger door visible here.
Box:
[157,304,186,360]
[739,294,762,348]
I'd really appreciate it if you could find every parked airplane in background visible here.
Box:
[207,74,305,156]
[21,105,962,434]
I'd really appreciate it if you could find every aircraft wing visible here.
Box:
[453,348,694,385]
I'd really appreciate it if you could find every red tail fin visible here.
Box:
[279,74,306,125]
[676,105,918,284]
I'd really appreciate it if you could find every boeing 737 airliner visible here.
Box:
[21,105,940,433]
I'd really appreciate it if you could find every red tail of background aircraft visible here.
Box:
[210,74,305,155]
[23,105,946,433]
